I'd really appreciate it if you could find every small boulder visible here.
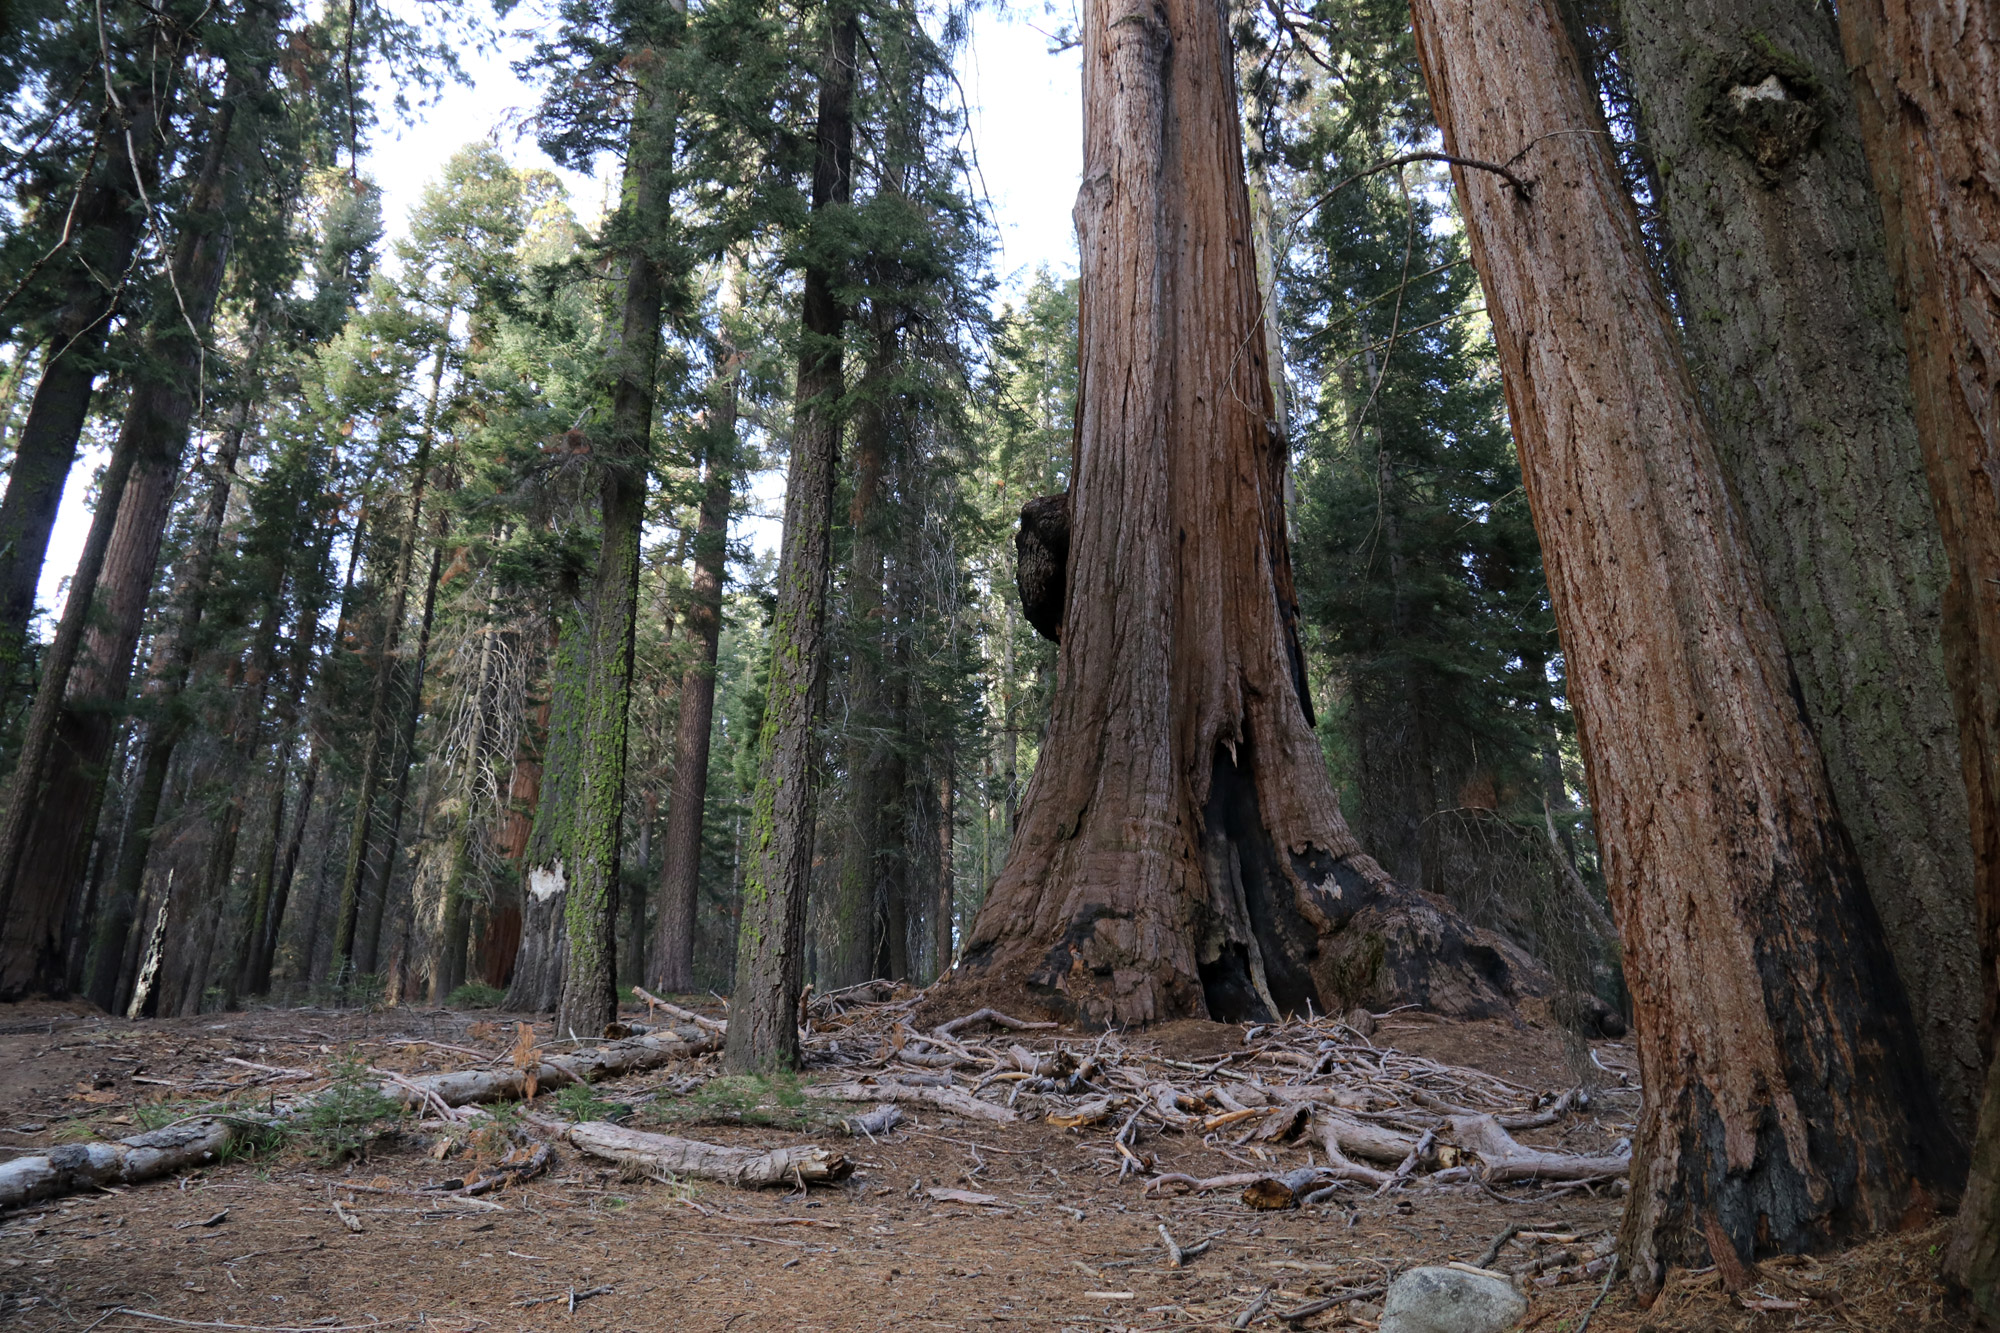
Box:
[1379,1266,1527,1333]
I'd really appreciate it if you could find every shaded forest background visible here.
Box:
[0,0,1610,1021]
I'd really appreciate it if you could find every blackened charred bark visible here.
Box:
[1618,0,1980,1137]
[1411,0,1963,1290]
[1016,493,1069,644]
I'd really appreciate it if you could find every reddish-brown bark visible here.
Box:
[1409,0,1962,1292]
[939,0,1538,1031]
[1833,0,2000,1311]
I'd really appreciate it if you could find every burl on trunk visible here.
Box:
[941,0,1536,1029]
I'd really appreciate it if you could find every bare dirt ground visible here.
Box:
[0,997,1968,1333]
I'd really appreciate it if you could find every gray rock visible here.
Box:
[1378,1266,1527,1333]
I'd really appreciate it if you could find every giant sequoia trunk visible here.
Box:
[1617,0,1980,1132]
[1409,0,1963,1292]
[1832,0,2000,1311]
[940,0,1537,1031]
[724,1,857,1072]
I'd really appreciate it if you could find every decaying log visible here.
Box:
[1314,1111,1423,1166]
[0,1116,242,1209]
[1444,1114,1630,1183]
[630,986,729,1034]
[933,1007,1060,1040]
[807,1078,1016,1123]
[558,1120,851,1188]
[1243,1167,1334,1210]
[843,1104,904,1137]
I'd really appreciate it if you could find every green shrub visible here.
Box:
[640,1072,840,1132]
[446,981,507,1010]
[301,1054,402,1163]
[551,1083,616,1123]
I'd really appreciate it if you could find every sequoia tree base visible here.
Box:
[929,835,1546,1031]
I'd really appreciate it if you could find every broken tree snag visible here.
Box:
[558,1121,852,1188]
[933,0,1543,1034]
[1408,0,1964,1293]
[0,1117,242,1210]
[1016,493,1070,643]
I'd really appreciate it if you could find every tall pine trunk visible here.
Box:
[724,0,857,1071]
[1409,0,1962,1291]
[509,52,675,1034]
[651,383,736,992]
[0,69,174,701]
[940,0,1532,1031]
[333,328,449,979]
[1616,0,1980,1136]
[1832,0,2000,1310]
[0,60,244,997]
[828,326,897,986]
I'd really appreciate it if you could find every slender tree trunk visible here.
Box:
[1618,0,1980,1137]
[1831,0,2000,1311]
[651,400,734,992]
[333,327,449,980]
[252,747,317,994]
[1409,0,1964,1291]
[935,763,953,978]
[943,0,1530,1033]
[829,331,895,987]
[359,536,445,981]
[725,1,858,1072]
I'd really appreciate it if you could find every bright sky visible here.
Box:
[36,2,1083,617]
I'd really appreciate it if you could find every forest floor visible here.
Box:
[0,995,1970,1333]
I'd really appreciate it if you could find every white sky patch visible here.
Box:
[34,3,1082,616]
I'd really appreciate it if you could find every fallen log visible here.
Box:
[2,1026,721,1213]
[843,1104,904,1137]
[377,1026,720,1111]
[933,1008,1058,1041]
[1314,1110,1422,1165]
[630,987,729,1034]
[806,1078,1016,1123]
[1444,1114,1630,1183]
[557,1120,851,1188]
[0,1116,242,1210]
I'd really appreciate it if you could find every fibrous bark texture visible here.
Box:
[943,0,1537,1031]
[1617,0,1979,1132]
[1832,0,2000,1311]
[724,3,857,1073]
[1410,0,1962,1292]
